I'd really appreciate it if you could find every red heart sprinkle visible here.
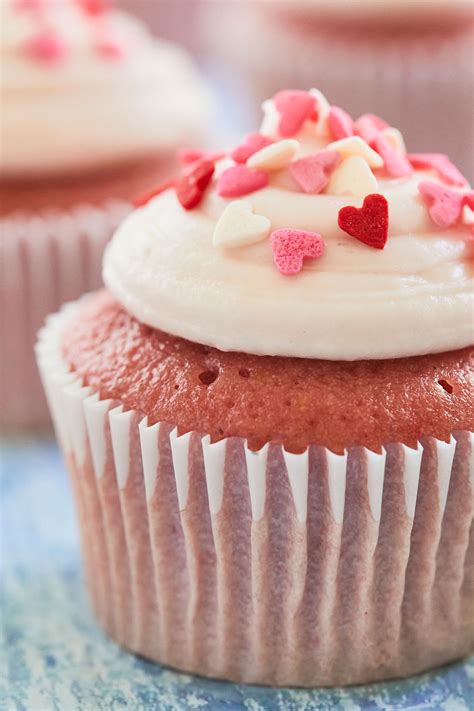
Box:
[230,133,274,164]
[274,90,317,138]
[22,30,68,63]
[133,180,175,208]
[176,159,215,210]
[373,134,413,178]
[408,153,468,188]
[327,106,354,140]
[464,191,474,210]
[338,193,389,249]
[289,150,340,194]
[354,113,389,144]
[217,165,269,198]
[418,181,464,228]
[271,229,325,275]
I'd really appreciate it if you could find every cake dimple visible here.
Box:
[62,291,474,454]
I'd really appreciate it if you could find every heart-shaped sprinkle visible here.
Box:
[274,90,317,137]
[327,106,354,140]
[213,200,271,248]
[380,127,406,154]
[133,180,175,208]
[463,191,474,210]
[22,30,68,63]
[309,88,330,124]
[230,133,273,164]
[328,136,384,168]
[338,193,389,249]
[177,148,225,167]
[354,113,388,144]
[271,229,325,275]
[78,0,111,15]
[373,134,413,178]
[95,32,126,59]
[327,156,378,197]
[217,165,269,198]
[408,153,468,188]
[289,150,340,194]
[247,139,299,170]
[176,159,215,209]
[418,181,464,228]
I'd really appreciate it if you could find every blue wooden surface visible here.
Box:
[1,438,473,711]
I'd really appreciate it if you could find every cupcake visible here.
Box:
[36,88,473,686]
[1,0,211,429]
[201,0,474,179]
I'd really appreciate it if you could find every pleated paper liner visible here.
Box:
[0,200,129,430]
[201,2,474,180]
[36,300,474,687]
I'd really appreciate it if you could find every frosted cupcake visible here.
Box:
[201,0,474,179]
[37,88,473,686]
[1,0,211,429]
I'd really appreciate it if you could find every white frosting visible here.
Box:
[103,94,474,361]
[0,1,211,176]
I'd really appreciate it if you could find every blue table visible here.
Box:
[1,439,472,711]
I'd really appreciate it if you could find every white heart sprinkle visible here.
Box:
[327,136,384,168]
[247,139,299,170]
[380,127,406,155]
[212,200,271,249]
[326,156,378,197]
[462,205,474,225]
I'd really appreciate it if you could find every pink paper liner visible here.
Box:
[0,200,130,429]
[35,300,474,687]
[201,3,474,180]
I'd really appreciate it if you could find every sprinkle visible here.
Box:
[95,33,126,59]
[373,134,413,178]
[217,165,269,198]
[177,148,226,166]
[274,90,317,138]
[327,156,378,197]
[271,229,325,275]
[213,200,271,248]
[380,127,406,154]
[354,113,389,144]
[133,180,175,208]
[77,0,111,15]
[289,150,340,194]
[327,106,354,140]
[309,88,331,123]
[327,136,384,168]
[247,139,299,170]
[338,194,389,249]
[22,30,68,63]
[176,159,215,210]
[230,133,273,164]
[408,153,468,188]
[418,181,464,228]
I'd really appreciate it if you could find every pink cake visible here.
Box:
[37,88,473,686]
[0,0,211,429]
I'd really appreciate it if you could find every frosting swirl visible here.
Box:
[103,89,473,360]
[0,0,211,176]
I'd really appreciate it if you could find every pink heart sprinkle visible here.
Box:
[274,90,317,138]
[22,30,68,63]
[373,134,413,178]
[230,133,274,164]
[327,106,354,140]
[271,229,325,275]
[217,165,269,198]
[177,148,225,166]
[354,113,389,144]
[408,153,468,188]
[418,181,464,228]
[95,34,126,59]
[289,150,341,194]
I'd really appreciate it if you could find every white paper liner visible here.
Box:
[201,3,474,180]
[35,300,474,686]
[0,200,130,429]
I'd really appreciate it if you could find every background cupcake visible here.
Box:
[1,0,212,429]
[201,0,474,180]
[37,88,473,686]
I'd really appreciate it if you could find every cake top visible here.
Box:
[0,0,211,176]
[103,88,473,361]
